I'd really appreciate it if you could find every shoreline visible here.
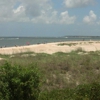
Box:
[0,40,100,55]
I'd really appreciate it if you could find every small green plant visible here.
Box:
[88,42,93,44]
[0,62,40,100]
[57,43,78,46]
[0,54,10,59]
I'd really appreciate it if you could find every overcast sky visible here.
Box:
[0,0,100,37]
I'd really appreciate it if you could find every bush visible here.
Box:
[39,89,74,100]
[90,83,100,100]
[74,83,100,100]
[0,62,40,100]
[39,83,100,100]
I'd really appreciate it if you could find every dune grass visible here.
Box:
[0,50,98,90]
[57,42,78,46]
[0,50,100,99]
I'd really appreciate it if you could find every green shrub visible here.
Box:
[90,83,100,100]
[39,83,100,100]
[0,62,40,100]
[39,89,74,100]
[74,83,100,100]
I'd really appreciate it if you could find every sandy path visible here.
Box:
[0,41,100,54]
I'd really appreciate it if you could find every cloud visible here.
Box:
[0,0,15,21]
[32,11,76,24]
[13,6,30,22]
[97,21,100,25]
[19,0,51,17]
[64,0,94,8]
[0,0,76,24]
[31,10,57,24]
[13,6,24,14]
[0,0,51,22]
[83,10,97,25]
[59,11,76,24]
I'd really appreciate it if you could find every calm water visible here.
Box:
[0,37,100,47]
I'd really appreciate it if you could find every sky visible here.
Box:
[0,0,100,37]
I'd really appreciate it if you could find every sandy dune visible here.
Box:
[0,41,100,55]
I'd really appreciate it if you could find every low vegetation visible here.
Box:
[57,42,78,46]
[0,50,100,99]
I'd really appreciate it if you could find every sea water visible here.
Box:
[0,37,100,47]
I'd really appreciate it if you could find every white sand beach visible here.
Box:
[0,41,100,55]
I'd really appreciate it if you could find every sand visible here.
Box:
[0,41,100,55]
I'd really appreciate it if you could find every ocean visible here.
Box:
[0,36,100,47]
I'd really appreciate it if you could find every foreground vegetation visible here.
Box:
[0,50,100,99]
[0,62,40,100]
